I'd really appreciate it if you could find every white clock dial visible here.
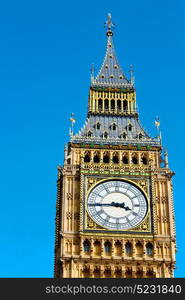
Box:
[87,180,148,230]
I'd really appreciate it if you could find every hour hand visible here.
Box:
[112,201,131,211]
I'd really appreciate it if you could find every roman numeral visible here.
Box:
[132,212,138,216]
[92,192,103,198]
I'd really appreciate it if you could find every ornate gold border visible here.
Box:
[83,176,152,233]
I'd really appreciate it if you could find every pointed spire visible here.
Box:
[91,14,133,88]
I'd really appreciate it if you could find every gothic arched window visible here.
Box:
[103,132,108,139]
[123,100,128,111]
[117,100,121,111]
[87,131,92,137]
[111,99,115,110]
[105,99,109,110]
[122,132,127,139]
[104,241,111,253]
[146,242,153,256]
[96,122,101,130]
[128,124,132,131]
[93,153,100,163]
[112,123,116,131]
[84,152,90,163]
[139,133,143,140]
[98,99,102,110]
[141,154,148,165]
[122,154,128,164]
[112,153,119,164]
[132,154,138,164]
[83,240,90,253]
[103,152,110,163]
[125,242,132,255]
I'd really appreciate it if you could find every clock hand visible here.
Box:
[112,202,131,211]
[88,202,122,207]
[88,203,114,206]
[89,202,131,210]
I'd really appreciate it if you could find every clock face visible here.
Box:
[87,180,148,230]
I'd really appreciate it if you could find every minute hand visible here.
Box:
[88,203,114,207]
[88,202,131,210]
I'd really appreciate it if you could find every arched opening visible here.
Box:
[122,155,129,164]
[115,269,122,278]
[121,132,127,139]
[98,99,102,110]
[104,268,111,278]
[128,124,132,131]
[112,153,119,164]
[96,122,101,130]
[125,242,132,256]
[67,158,71,164]
[83,239,90,253]
[111,99,115,110]
[146,270,155,278]
[139,133,143,140]
[112,123,116,131]
[132,154,138,164]
[103,152,110,163]
[104,99,109,111]
[125,269,132,278]
[135,241,143,257]
[93,153,100,163]
[83,267,90,278]
[94,240,101,256]
[103,132,108,139]
[136,270,143,278]
[87,131,92,137]
[115,241,122,256]
[141,154,148,165]
[123,100,128,111]
[117,100,121,111]
[93,267,100,278]
[104,241,112,255]
[84,152,90,163]
[146,242,153,256]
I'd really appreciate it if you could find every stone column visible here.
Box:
[80,238,83,257]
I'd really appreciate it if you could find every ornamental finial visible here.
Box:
[155,116,162,144]
[90,63,95,82]
[69,112,76,136]
[129,64,135,85]
[104,13,115,36]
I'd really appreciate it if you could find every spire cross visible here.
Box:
[104,13,115,35]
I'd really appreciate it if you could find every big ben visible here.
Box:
[54,14,176,278]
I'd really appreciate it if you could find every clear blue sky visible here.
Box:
[0,0,184,278]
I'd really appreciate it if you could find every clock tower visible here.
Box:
[54,14,176,278]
